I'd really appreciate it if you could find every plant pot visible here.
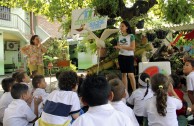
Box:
[57,60,70,67]
[136,20,144,29]
[155,30,168,39]
[146,33,156,42]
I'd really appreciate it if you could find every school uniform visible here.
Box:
[111,101,139,126]
[0,92,13,123]
[31,88,49,116]
[3,99,36,126]
[72,104,135,126]
[186,71,194,91]
[143,96,182,126]
[127,88,153,116]
[35,90,80,126]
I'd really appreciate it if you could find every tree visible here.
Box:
[0,0,92,21]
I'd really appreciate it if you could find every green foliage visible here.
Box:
[43,38,69,61]
[176,36,194,46]
[92,0,119,17]
[164,0,194,24]
[0,0,92,21]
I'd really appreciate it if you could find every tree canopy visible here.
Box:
[0,0,92,21]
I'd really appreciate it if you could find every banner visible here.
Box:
[71,8,107,34]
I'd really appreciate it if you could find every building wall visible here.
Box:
[0,31,4,75]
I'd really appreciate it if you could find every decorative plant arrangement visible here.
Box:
[146,30,156,42]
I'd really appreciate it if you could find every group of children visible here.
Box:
[0,58,193,126]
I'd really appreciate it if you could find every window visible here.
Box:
[0,6,11,20]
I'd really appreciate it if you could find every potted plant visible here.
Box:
[146,30,156,42]
[155,27,169,39]
[129,14,147,29]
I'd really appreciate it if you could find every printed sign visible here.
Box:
[138,62,171,77]
[71,8,107,34]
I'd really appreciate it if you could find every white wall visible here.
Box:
[0,31,4,75]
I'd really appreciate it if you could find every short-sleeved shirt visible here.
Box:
[72,104,134,126]
[186,71,194,91]
[35,90,80,126]
[3,99,36,126]
[23,45,44,65]
[31,88,49,116]
[111,101,139,126]
[143,96,182,126]
[0,92,13,122]
[118,34,135,56]
[127,88,153,116]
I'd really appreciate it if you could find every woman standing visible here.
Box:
[21,35,47,75]
[114,20,136,91]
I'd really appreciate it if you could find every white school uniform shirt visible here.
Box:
[0,92,13,123]
[127,88,154,116]
[186,71,194,91]
[35,90,80,126]
[3,99,36,126]
[72,104,135,126]
[31,88,49,115]
[143,96,182,126]
[111,101,139,126]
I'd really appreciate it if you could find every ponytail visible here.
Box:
[156,86,167,116]
[151,73,170,117]
[143,78,150,99]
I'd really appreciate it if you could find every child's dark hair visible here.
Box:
[185,58,194,67]
[109,78,125,102]
[1,78,15,92]
[30,70,38,78]
[138,73,150,99]
[55,71,61,80]
[81,75,111,106]
[32,75,45,88]
[121,20,132,34]
[12,72,20,82]
[11,83,28,99]
[151,73,171,116]
[170,74,180,88]
[16,72,26,83]
[58,71,78,91]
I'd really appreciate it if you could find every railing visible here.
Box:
[35,26,50,43]
[0,12,31,37]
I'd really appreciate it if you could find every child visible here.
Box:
[32,75,48,115]
[0,78,15,123]
[72,75,135,126]
[30,70,38,79]
[127,73,153,125]
[170,74,188,126]
[183,58,194,104]
[109,78,139,126]
[114,20,136,91]
[35,71,80,126]
[143,73,182,126]
[12,72,20,83]
[16,71,31,86]
[3,83,42,126]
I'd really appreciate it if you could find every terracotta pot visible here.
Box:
[57,60,70,67]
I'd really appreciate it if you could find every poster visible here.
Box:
[71,8,107,34]
[138,62,171,77]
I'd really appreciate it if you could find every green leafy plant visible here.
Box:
[92,0,119,17]
[164,0,194,24]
